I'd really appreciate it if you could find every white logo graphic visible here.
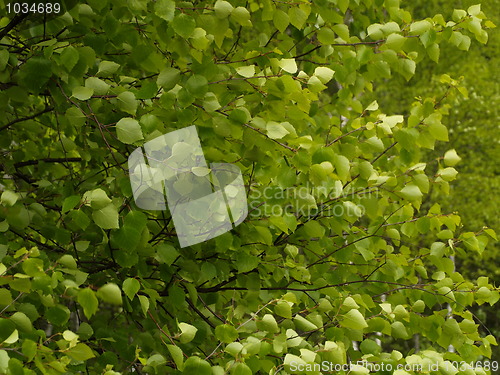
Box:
[128,126,247,247]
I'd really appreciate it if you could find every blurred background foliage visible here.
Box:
[373,0,499,357]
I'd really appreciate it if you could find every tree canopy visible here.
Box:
[0,0,498,374]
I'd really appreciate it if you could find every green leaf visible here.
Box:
[314,66,335,84]
[428,122,448,141]
[11,312,33,333]
[72,86,94,101]
[154,0,175,21]
[398,59,416,81]
[391,321,409,339]
[179,322,198,343]
[203,92,221,112]
[230,363,252,375]
[340,309,368,330]
[231,7,252,27]
[18,57,52,93]
[273,10,289,32]
[139,295,149,317]
[172,13,196,38]
[439,167,458,181]
[157,67,180,90]
[97,283,122,305]
[66,107,86,128]
[385,33,406,50]
[234,252,259,273]
[275,301,292,319]
[288,7,308,29]
[467,4,481,16]
[444,149,461,166]
[293,315,317,331]
[317,27,335,44]
[185,75,208,98]
[67,343,95,361]
[60,46,79,71]
[235,65,255,78]
[166,345,184,370]
[77,288,99,319]
[410,20,433,35]
[260,314,280,333]
[279,58,297,74]
[183,356,212,375]
[0,50,9,71]
[58,254,77,269]
[400,184,423,201]
[116,117,143,144]
[123,278,140,300]
[21,340,37,361]
[85,77,110,95]
[0,319,15,343]
[427,43,440,62]
[229,108,251,124]
[46,305,70,326]
[267,121,290,139]
[215,324,238,343]
[136,81,158,99]
[334,154,350,181]
[92,204,119,229]
[116,91,138,115]
[62,196,80,214]
[156,244,179,265]
[84,188,111,209]
[214,0,233,18]
[97,61,120,76]
[1,191,19,207]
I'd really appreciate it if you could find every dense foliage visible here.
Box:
[0,0,497,374]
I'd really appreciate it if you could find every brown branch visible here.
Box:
[0,106,54,132]
[13,157,82,168]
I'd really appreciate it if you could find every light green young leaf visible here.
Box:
[77,288,99,319]
[116,118,143,144]
[116,91,137,115]
[139,295,149,317]
[122,278,140,300]
[157,67,180,90]
[97,61,120,76]
[273,10,289,32]
[72,86,94,101]
[154,0,175,21]
[235,65,255,78]
[183,356,212,375]
[179,322,198,343]
[215,324,238,343]
[85,77,110,95]
[67,343,95,361]
[231,7,252,27]
[410,20,433,35]
[172,13,196,38]
[92,204,119,229]
[1,191,19,207]
[314,66,335,84]
[267,121,290,139]
[341,309,368,330]
[400,184,423,201]
[60,46,79,71]
[279,58,297,74]
[214,0,233,18]
[97,283,122,305]
[444,149,461,166]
